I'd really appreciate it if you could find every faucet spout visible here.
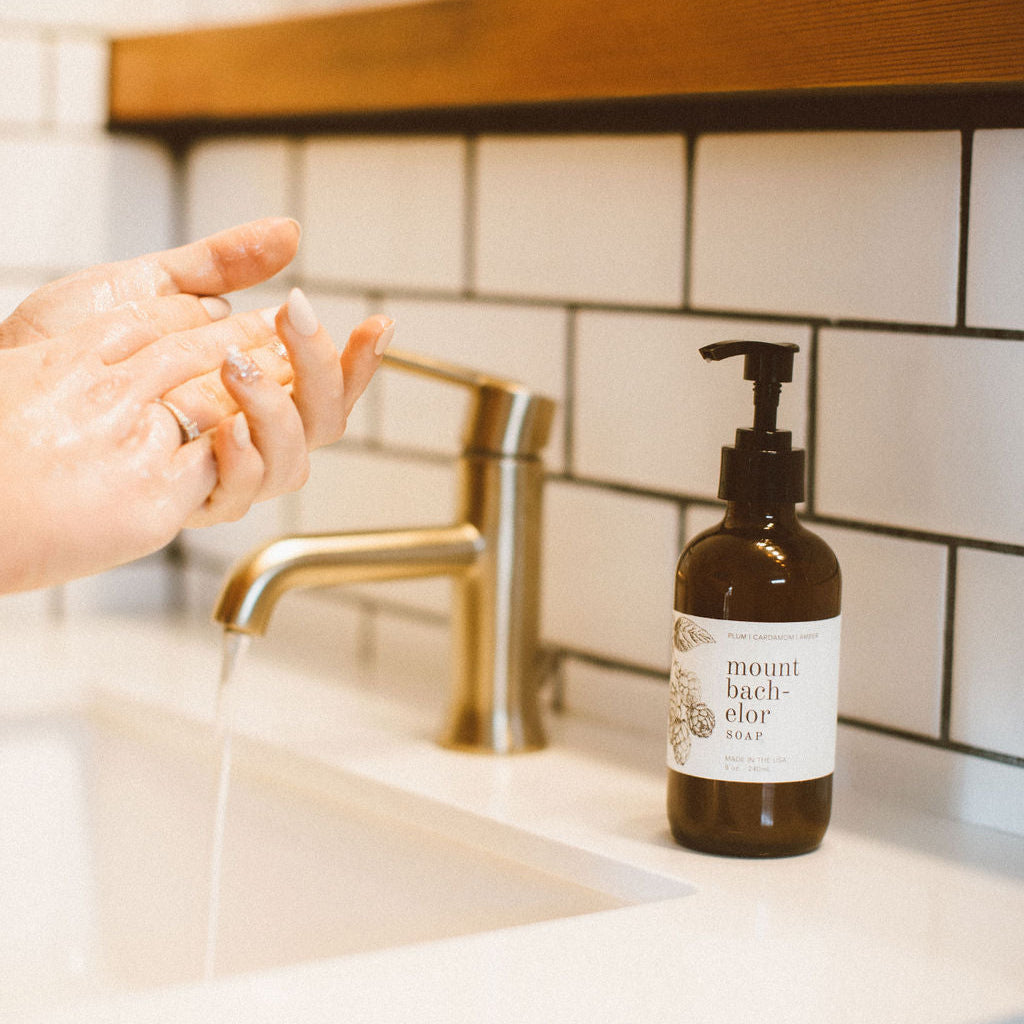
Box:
[212,349,556,755]
[213,524,484,636]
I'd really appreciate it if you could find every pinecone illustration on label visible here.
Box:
[672,665,703,707]
[673,614,716,654]
[668,662,715,766]
[688,702,716,738]
[669,707,692,765]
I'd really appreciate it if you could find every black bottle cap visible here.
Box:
[700,340,805,504]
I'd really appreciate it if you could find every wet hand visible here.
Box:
[183,289,394,528]
[0,220,394,593]
[0,218,303,346]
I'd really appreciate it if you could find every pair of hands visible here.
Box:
[0,218,393,594]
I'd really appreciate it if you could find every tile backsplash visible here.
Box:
[474,134,687,306]
[1,8,1022,838]
[178,123,1024,838]
[690,131,963,323]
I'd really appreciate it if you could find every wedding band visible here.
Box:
[156,398,200,443]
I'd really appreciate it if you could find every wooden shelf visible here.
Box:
[109,0,1024,132]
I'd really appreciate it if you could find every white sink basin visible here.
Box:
[0,691,688,1016]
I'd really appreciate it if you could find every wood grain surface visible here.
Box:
[109,0,1024,125]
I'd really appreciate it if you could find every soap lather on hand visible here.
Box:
[0,217,394,595]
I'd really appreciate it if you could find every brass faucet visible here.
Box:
[213,349,557,754]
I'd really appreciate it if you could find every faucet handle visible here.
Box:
[382,348,495,389]
[382,348,557,459]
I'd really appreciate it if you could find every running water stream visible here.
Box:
[204,630,252,981]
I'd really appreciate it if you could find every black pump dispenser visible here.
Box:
[668,339,842,858]
[700,340,804,504]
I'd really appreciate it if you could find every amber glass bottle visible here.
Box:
[666,341,841,858]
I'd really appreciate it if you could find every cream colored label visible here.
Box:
[667,612,841,784]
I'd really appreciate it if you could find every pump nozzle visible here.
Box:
[700,340,799,436]
[700,340,798,384]
[700,340,805,504]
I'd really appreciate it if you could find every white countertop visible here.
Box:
[9,612,1024,1024]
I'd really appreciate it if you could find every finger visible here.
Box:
[164,432,219,523]
[161,329,293,434]
[128,309,279,398]
[275,288,345,449]
[141,392,203,453]
[152,397,201,449]
[0,219,300,343]
[341,314,395,418]
[153,218,302,299]
[185,414,265,528]
[222,346,309,501]
[94,294,233,364]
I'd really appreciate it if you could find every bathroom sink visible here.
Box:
[0,691,687,1016]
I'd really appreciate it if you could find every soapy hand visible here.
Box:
[0,218,393,594]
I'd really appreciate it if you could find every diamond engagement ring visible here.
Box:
[156,398,201,444]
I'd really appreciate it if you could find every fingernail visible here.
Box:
[374,317,396,356]
[225,344,263,383]
[286,217,302,241]
[200,295,232,321]
[286,287,319,338]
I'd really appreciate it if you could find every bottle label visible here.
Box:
[667,612,841,784]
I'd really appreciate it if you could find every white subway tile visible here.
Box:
[542,481,679,670]
[186,137,295,239]
[306,292,372,352]
[966,129,1024,331]
[0,138,109,269]
[474,135,685,306]
[0,136,163,269]
[180,495,296,567]
[374,610,452,714]
[0,281,41,319]
[252,585,371,680]
[54,36,109,126]
[814,525,947,737]
[691,131,961,324]
[61,557,175,618]
[106,138,174,260]
[837,724,1024,837]
[575,311,809,496]
[298,447,455,533]
[0,34,47,126]
[561,658,666,742]
[300,136,466,292]
[0,1,93,26]
[377,298,567,467]
[296,446,456,614]
[214,283,279,332]
[181,563,229,623]
[379,361,469,459]
[817,329,1024,545]
[1,0,176,30]
[951,548,1024,760]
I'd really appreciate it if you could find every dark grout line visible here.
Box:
[956,129,974,328]
[939,545,958,742]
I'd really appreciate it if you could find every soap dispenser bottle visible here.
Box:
[667,341,841,857]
